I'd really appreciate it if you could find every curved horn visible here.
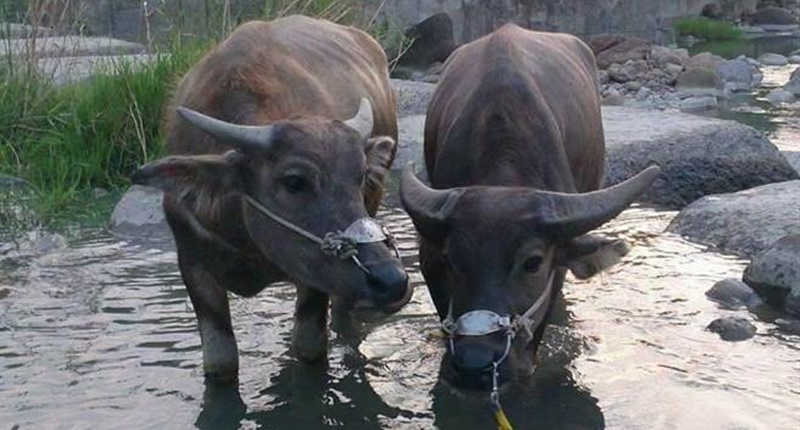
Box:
[176,106,274,152]
[399,165,463,242]
[344,98,374,139]
[532,165,661,239]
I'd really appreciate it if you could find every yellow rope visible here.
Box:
[494,406,514,430]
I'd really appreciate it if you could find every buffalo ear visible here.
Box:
[364,135,396,196]
[558,234,630,279]
[131,150,246,222]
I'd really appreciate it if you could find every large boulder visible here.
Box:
[752,7,797,27]
[757,53,789,66]
[593,36,651,70]
[716,56,762,92]
[743,235,800,316]
[650,45,689,68]
[604,107,797,209]
[676,68,723,92]
[397,13,456,71]
[781,67,800,95]
[685,52,725,72]
[667,181,800,258]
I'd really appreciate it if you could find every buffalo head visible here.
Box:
[133,99,411,313]
[400,165,660,389]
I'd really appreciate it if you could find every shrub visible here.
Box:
[674,17,742,41]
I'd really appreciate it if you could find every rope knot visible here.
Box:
[321,232,358,260]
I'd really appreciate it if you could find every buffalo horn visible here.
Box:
[344,98,374,139]
[399,165,463,240]
[176,106,275,152]
[533,165,661,239]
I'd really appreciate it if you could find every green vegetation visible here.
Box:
[0,43,209,215]
[674,17,742,41]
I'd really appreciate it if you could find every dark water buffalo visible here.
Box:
[132,16,411,383]
[400,24,659,391]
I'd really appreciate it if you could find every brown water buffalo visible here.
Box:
[131,16,411,383]
[400,24,659,391]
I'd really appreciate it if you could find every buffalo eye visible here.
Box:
[281,174,311,194]
[523,256,543,273]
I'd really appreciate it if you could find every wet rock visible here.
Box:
[717,57,761,92]
[781,150,800,172]
[625,81,643,92]
[109,185,170,239]
[707,316,756,341]
[604,107,797,209]
[391,79,435,117]
[608,63,635,82]
[18,231,68,254]
[668,181,800,258]
[757,53,789,66]
[790,55,800,64]
[650,45,688,67]
[743,235,800,317]
[706,278,762,310]
[593,36,650,70]
[664,63,684,80]
[774,318,800,335]
[676,68,723,95]
[781,68,800,96]
[679,95,718,112]
[766,89,796,105]
[602,92,626,106]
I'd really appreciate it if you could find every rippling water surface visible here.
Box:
[1,198,798,429]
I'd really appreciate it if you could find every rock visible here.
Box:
[17,231,68,254]
[597,70,610,85]
[781,68,800,95]
[594,37,651,70]
[701,3,723,20]
[602,92,626,106]
[391,79,435,117]
[706,278,762,310]
[743,235,800,317]
[398,13,456,70]
[109,185,170,240]
[588,34,627,56]
[685,52,724,72]
[608,63,634,82]
[707,316,757,341]
[36,54,155,86]
[766,89,795,105]
[676,68,723,95]
[757,53,789,66]
[605,107,798,209]
[667,181,800,257]
[781,150,800,172]
[0,36,146,59]
[774,318,800,335]
[679,95,718,112]
[625,81,643,92]
[650,45,688,67]
[716,57,761,92]
[752,7,798,28]
[394,115,426,171]
[790,55,800,64]
[664,63,684,79]
[0,23,56,39]
[91,188,109,199]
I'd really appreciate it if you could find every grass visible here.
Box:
[0,42,209,216]
[674,17,742,41]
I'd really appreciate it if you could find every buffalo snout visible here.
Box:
[361,257,411,313]
[448,334,510,391]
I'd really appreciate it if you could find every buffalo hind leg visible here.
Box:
[291,284,329,363]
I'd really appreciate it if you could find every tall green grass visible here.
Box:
[0,43,209,214]
[674,17,742,41]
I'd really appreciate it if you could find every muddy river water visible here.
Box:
[2,61,800,430]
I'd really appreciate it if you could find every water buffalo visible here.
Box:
[131,16,411,383]
[399,24,659,391]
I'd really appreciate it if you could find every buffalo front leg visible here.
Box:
[182,266,239,384]
[291,284,329,363]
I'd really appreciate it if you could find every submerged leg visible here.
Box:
[291,284,330,363]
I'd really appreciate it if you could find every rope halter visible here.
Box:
[242,194,399,275]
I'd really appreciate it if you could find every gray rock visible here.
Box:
[602,93,626,106]
[781,150,800,172]
[766,89,796,106]
[757,53,789,66]
[608,63,634,83]
[706,278,762,310]
[790,55,800,64]
[37,54,155,86]
[604,107,797,209]
[391,79,435,117]
[394,115,426,170]
[668,181,800,258]
[91,188,109,199]
[743,235,800,317]
[752,7,797,26]
[109,185,170,240]
[685,52,724,72]
[677,68,723,90]
[679,95,718,112]
[0,36,146,59]
[17,231,67,254]
[594,37,651,70]
[650,45,687,67]
[624,81,643,92]
[716,57,761,92]
[0,23,56,39]
[781,68,800,96]
[774,318,800,335]
[707,316,757,341]
[664,63,684,79]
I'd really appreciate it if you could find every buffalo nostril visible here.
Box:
[452,343,495,375]
[366,264,409,303]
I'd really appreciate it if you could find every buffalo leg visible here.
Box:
[291,284,329,363]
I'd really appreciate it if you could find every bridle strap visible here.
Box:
[243,194,326,245]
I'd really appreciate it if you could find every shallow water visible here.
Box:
[1,200,798,429]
